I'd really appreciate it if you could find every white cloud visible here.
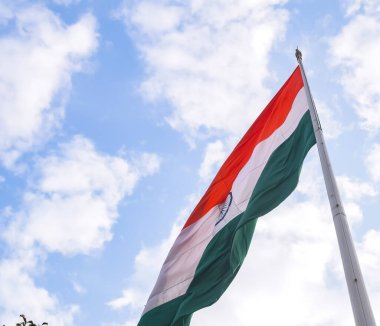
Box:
[344,0,380,16]
[107,199,195,312]
[113,157,380,325]
[0,3,98,167]
[128,152,161,177]
[53,0,81,6]
[4,135,161,255]
[329,4,380,132]
[366,143,380,183]
[124,2,184,34]
[0,1,12,25]
[0,3,99,322]
[118,0,289,141]
[337,175,377,200]
[358,229,380,292]
[107,222,180,310]
[107,242,169,311]
[0,254,78,326]
[357,229,380,324]
[315,100,344,139]
[198,140,227,182]
[0,134,161,323]
[72,281,86,295]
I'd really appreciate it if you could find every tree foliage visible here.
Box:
[2,314,48,326]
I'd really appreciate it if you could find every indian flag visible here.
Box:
[138,67,316,326]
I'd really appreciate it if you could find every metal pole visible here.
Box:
[295,48,376,326]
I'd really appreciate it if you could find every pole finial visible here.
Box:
[295,47,302,62]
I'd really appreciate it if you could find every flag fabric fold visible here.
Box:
[138,67,316,326]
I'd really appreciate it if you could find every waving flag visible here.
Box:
[138,67,316,326]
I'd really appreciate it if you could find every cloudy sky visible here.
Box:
[0,0,379,325]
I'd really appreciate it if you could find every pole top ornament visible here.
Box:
[295,47,302,61]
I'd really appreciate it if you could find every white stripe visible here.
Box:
[144,88,308,313]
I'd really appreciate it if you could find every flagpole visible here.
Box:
[295,49,376,326]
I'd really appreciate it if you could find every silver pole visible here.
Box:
[295,48,376,326]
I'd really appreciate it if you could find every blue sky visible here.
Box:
[0,0,379,325]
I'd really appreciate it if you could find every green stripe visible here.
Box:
[139,111,316,326]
